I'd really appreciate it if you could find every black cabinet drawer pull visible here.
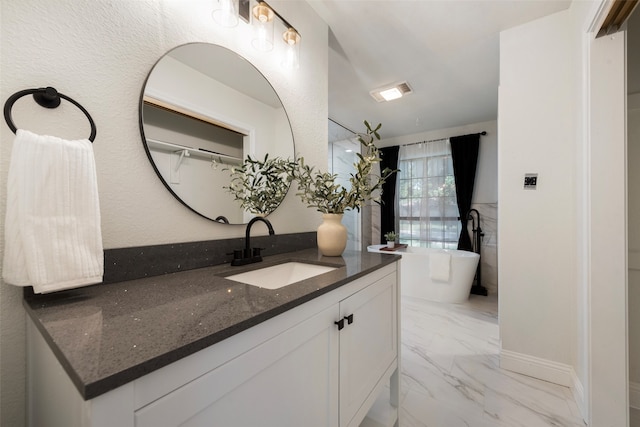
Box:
[344,314,354,325]
[334,319,345,330]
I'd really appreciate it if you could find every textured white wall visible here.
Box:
[498,9,577,367]
[0,1,328,425]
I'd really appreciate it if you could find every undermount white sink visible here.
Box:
[224,262,337,290]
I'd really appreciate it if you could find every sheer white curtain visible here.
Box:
[397,139,461,248]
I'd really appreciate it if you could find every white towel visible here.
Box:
[3,129,104,293]
[429,251,451,282]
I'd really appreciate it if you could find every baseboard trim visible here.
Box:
[570,369,587,422]
[500,349,573,386]
[500,349,587,421]
[631,381,640,410]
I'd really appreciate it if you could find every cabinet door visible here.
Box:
[339,273,397,427]
[135,304,339,427]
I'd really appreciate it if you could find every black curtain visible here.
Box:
[450,134,480,251]
[379,146,399,242]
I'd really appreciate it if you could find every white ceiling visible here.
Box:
[307,0,572,140]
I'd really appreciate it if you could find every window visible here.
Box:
[397,140,461,248]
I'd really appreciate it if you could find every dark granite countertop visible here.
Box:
[23,248,396,400]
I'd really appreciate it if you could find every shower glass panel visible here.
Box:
[328,120,361,251]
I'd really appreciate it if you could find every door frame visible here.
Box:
[584,1,630,425]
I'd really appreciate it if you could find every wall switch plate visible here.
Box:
[524,173,538,190]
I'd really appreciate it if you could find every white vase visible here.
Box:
[317,213,347,256]
[387,241,395,248]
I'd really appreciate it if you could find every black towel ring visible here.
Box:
[3,87,97,142]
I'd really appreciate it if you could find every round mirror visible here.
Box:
[139,43,295,224]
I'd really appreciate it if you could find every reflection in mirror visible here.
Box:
[224,155,297,216]
[139,43,295,224]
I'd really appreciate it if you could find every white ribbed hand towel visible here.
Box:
[429,251,451,282]
[3,129,104,293]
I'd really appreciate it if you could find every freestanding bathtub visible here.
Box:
[367,244,480,303]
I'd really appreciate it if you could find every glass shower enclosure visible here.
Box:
[328,120,362,252]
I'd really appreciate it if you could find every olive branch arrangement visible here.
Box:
[224,121,397,216]
[224,154,297,215]
[293,121,397,214]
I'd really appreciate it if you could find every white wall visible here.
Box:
[587,30,628,426]
[0,1,328,425]
[498,6,577,372]
[499,1,631,423]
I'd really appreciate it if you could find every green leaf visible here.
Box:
[289,120,396,214]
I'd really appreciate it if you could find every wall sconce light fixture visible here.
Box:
[213,0,301,69]
[251,2,275,51]
[212,0,240,28]
[282,27,301,69]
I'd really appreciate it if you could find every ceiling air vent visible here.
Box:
[370,81,413,102]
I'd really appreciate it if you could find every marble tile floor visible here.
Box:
[398,294,587,427]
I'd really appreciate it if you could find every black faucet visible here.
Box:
[231,217,275,266]
[215,215,230,224]
[466,208,487,296]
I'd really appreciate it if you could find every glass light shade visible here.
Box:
[212,0,239,27]
[251,2,274,52]
[281,28,300,69]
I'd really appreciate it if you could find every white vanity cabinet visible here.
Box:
[339,271,398,427]
[27,262,399,427]
[135,303,340,427]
